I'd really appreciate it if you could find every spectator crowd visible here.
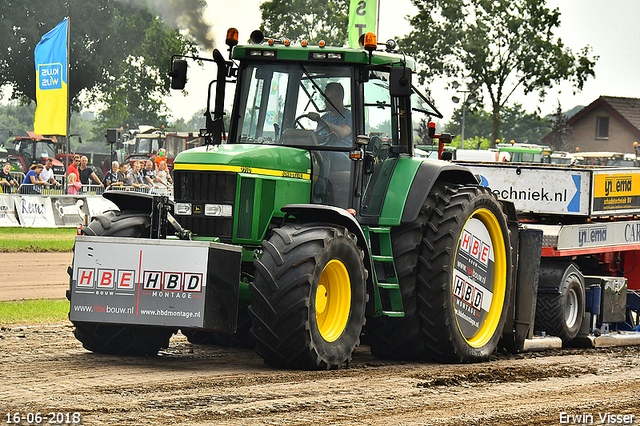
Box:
[1,155,173,195]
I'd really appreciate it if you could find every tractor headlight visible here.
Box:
[204,204,233,217]
[175,203,192,215]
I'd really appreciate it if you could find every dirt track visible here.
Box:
[0,252,72,301]
[1,254,640,425]
[1,324,639,425]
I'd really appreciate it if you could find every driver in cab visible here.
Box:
[307,82,352,147]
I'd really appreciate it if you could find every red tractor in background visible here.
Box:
[7,132,66,178]
[119,126,202,171]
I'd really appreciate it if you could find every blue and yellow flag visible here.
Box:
[348,0,378,48]
[34,18,68,136]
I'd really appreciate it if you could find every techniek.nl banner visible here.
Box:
[34,18,68,136]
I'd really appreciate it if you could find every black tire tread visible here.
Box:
[74,322,174,356]
[534,275,584,343]
[366,209,430,360]
[182,308,254,348]
[249,224,367,370]
[418,184,512,363]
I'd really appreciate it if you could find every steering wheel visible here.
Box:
[294,114,336,145]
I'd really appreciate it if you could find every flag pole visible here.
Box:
[65,17,70,190]
[376,0,380,36]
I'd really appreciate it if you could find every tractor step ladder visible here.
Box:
[364,227,404,317]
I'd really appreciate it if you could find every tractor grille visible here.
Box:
[173,170,236,241]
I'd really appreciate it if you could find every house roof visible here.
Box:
[567,95,640,138]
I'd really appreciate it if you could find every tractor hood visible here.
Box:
[173,144,312,179]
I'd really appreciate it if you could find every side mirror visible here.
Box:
[170,60,188,90]
[389,67,412,97]
[439,133,453,144]
[355,135,370,146]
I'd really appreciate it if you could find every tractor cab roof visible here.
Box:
[233,43,417,70]
[231,29,416,70]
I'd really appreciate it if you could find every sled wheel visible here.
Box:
[535,265,585,343]
[249,224,367,370]
[419,184,512,363]
[71,210,176,356]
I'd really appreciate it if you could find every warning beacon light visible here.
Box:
[364,32,377,52]
[226,28,239,48]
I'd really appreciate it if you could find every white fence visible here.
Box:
[3,171,172,198]
[1,169,174,227]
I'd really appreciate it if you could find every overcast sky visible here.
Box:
[168,0,640,125]
[3,1,637,130]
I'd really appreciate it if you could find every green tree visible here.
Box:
[546,101,574,151]
[0,0,197,128]
[403,0,597,147]
[450,135,492,150]
[500,103,551,145]
[445,103,550,145]
[445,107,492,142]
[0,103,37,141]
[259,0,349,46]
[0,102,98,150]
[187,108,207,132]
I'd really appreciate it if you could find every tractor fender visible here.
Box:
[401,160,478,225]
[103,190,157,213]
[281,204,374,296]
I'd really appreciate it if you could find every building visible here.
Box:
[545,96,640,154]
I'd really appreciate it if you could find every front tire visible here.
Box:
[249,224,367,370]
[71,210,176,356]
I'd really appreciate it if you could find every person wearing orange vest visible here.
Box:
[154,148,166,170]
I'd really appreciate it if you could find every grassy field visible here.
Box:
[0,227,77,252]
[0,299,70,325]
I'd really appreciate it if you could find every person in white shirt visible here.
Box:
[155,160,172,187]
[40,157,61,188]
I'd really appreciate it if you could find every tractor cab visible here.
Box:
[174,30,440,207]
[228,39,442,211]
[168,29,445,243]
[8,133,65,175]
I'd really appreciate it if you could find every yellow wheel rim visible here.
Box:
[454,208,507,348]
[316,259,351,342]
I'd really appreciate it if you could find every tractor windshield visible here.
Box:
[234,62,353,148]
[34,141,57,159]
[134,136,162,155]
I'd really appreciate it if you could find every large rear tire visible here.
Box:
[419,184,513,363]
[71,210,176,356]
[367,184,512,363]
[249,224,367,370]
[366,210,429,359]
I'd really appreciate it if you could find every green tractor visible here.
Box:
[69,30,517,369]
